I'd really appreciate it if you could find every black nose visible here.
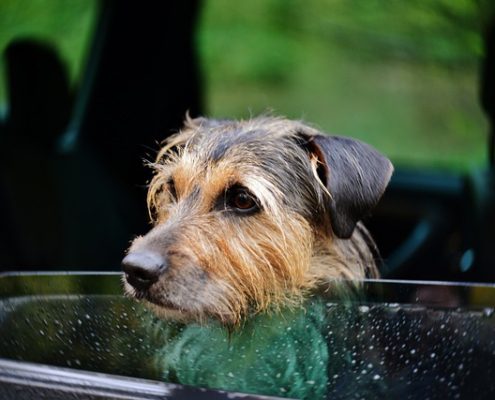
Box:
[122,251,166,291]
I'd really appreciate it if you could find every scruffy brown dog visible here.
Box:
[122,116,393,325]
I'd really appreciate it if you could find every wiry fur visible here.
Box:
[123,116,391,326]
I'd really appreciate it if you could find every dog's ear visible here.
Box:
[301,133,393,239]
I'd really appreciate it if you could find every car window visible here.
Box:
[198,0,494,170]
[1,273,494,399]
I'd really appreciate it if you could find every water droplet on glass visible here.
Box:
[483,308,494,317]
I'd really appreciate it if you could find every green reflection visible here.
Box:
[153,299,332,399]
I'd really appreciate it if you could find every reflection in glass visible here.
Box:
[0,274,494,399]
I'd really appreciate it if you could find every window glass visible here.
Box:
[1,274,495,399]
[198,0,493,170]
[0,0,99,113]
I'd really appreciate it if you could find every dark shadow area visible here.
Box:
[0,0,202,270]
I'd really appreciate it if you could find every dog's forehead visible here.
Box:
[205,128,269,162]
[187,119,305,164]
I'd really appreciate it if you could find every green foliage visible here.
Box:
[0,0,492,169]
[199,0,493,170]
[0,0,98,102]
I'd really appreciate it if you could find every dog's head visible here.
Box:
[122,116,393,325]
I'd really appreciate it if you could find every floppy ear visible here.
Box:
[304,134,393,239]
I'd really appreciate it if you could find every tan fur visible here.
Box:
[124,116,386,326]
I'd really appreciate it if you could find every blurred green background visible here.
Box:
[0,0,97,107]
[0,0,492,170]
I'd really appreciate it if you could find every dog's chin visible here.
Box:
[145,296,238,325]
[146,300,233,327]
[125,286,184,314]
[123,279,238,325]
[126,290,197,323]
[125,287,209,323]
[146,302,198,323]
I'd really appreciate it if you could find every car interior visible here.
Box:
[0,0,494,283]
[0,1,494,399]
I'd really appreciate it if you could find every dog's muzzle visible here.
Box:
[122,251,167,291]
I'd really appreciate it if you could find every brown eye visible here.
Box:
[233,192,255,210]
[226,186,259,214]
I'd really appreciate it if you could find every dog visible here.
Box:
[122,116,392,326]
[122,116,393,398]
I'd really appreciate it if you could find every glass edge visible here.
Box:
[0,358,291,400]
[364,278,495,288]
[1,272,494,288]
[0,271,122,277]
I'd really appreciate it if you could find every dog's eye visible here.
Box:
[232,192,255,210]
[225,187,259,213]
